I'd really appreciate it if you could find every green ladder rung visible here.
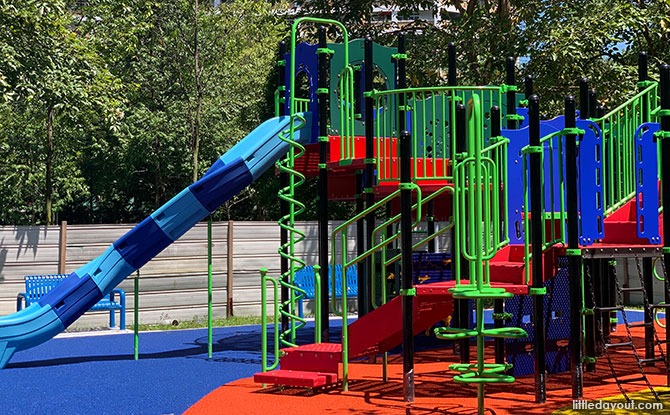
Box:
[449,363,512,374]
[454,373,516,384]
[451,286,515,299]
[481,327,528,339]
[434,327,478,340]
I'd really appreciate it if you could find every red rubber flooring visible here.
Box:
[185,321,670,415]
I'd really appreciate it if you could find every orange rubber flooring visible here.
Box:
[184,322,670,415]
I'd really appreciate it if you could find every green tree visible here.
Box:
[0,0,122,224]
[80,0,286,221]
[293,0,670,114]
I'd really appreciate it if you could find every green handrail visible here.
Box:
[259,263,322,376]
[338,65,356,163]
[260,268,280,374]
[294,97,310,114]
[521,130,568,284]
[370,185,455,309]
[591,82,658,216]
[329,184,422,391]
[289,17,348,150]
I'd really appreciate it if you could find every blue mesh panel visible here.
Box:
[506,256,570,376]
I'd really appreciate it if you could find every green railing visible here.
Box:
[337,65,357,163]
[260,264,322,374]
[453,138,509,288]
[592,82,658,215]
[330,183,428,390]
[294,97,310,114]
[370,185,455,309]
[521,130,568,283]
[365,86,503,183]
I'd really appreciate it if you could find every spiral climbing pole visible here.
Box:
[260,17,350,374]
[434,94,527,415]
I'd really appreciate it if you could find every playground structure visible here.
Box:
[0,13,668,415]
[254,17,670,414]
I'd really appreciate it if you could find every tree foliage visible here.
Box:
[295,0,670,113]
[1,1,669,225]
[0,0,122,224]
[69,0,286,223]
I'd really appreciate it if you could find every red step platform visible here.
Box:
[602,199,663,245]
[254,343,341,388]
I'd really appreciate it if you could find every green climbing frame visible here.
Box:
[432,94,527,415]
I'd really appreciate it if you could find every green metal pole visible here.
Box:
[134,270,139,360]
[208,217,213,359]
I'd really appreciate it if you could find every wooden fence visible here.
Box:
[0,221,363,328]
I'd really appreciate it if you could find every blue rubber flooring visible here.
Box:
[0,310,660,415]
[0,324,276,415]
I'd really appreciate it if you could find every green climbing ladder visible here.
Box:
[433,94,527,415]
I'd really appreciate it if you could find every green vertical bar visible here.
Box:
[134,270,139,361]
[314,264,321,343]
[207,217,213,359]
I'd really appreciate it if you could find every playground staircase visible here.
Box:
[602,199,663,245]
[253,343,342,388]
[254,282,454,388]
[489,245,526,284]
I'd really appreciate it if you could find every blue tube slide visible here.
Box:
[0,114,310,369]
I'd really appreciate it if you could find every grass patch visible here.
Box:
[134,315,265,331]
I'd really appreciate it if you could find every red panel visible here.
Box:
[489,245,526,285]
[347,290,453,358]
[602,200,663,245]
[327,173,358,200]
[292,143,321,177]
[489,244,567,286]
[280,343,341,373]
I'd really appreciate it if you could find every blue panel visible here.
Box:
[577,120,604,245]
[504,128,530,244]
[37,273,103,329]
[189,157,253,212]
[636,123,661,244]
[113,217,172,270]
[151,188,209,241]
[284,43,318,141]
[76,246,135,294]
[504,122,561,245]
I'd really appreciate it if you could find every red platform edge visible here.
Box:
[253,370,339,388]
